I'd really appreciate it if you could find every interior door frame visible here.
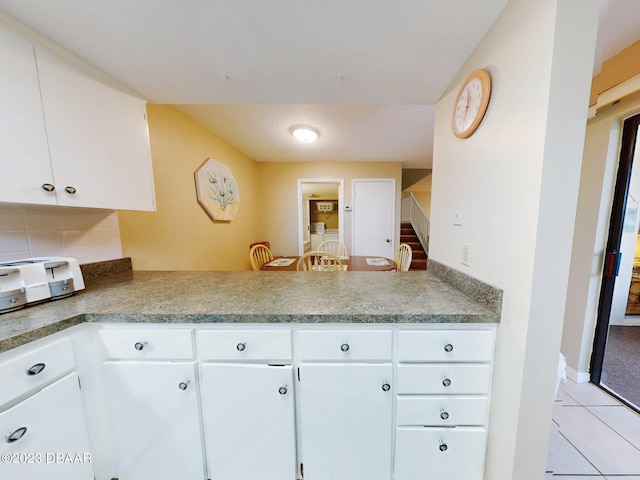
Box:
[297,179,344,255]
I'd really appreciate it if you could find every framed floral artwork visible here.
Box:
[194,158,240,221]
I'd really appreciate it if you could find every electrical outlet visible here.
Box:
[461,243,471,266]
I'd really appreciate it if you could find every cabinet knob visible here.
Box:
[236,342,246,352]
[27,363,46,376]
[444,343,454,353]
[41,183,55,192]
[340,343,350,352]
[279,385,288,395]
[64,186,77,195]
[6,427,27,443]
[442,376,452,387]
[440,409,450,420]
[134,341,147,351]
[178,380,190,391]
[381,382,391,392]
[439,441,448,452]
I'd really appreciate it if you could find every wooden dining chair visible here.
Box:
[296,251,344,271]
[249,244,274,271]
[317,240,348,257]
[394,243,413,271]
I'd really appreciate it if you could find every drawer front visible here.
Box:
[397,364,491,394]
[297,330,392,361]
[394,427,487,480]
[99,328,194,360]
[197,330,292,361]
[0,338,75,407]
[396,396,488,426]
[398,330,494,362]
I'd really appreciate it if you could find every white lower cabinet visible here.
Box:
[0,373,93,480]
[298,363,393,480]
[200,363,297,480]
[102,361,205,480]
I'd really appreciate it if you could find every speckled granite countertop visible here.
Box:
[0,263,502,352]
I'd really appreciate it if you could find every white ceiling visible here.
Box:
[0,0,638,169]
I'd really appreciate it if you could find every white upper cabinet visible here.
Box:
[35,47,156,211]
[0,27,55,206]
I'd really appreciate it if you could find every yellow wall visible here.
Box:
[590,40,640,106]
[118,104,259,271]
[256,162,402,255]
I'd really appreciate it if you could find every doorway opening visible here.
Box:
[591,112,640,411]
[297,179,344,255]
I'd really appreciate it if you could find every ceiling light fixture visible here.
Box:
[291,126,320,143]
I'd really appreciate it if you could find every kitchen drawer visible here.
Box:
[197,330,292,361]
[99,328,194,360]
[396,396,488,426]
[397,364,491,394]
[297,330,392,361]
[394,426,487,480]
[398,329,494,362]
[0,338,75,407]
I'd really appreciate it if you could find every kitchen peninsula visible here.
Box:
[0,259,501,480]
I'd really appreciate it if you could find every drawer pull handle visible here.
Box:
[340,343,350,352]
[440,409,450,420]
[444,343,454,352]
[442,376,452,387]
[178,380,190,391]
[381,382,391,392]
[42,183,55,192]
[27,363,46,376]
[6,427,27,443]
[134,341,147,351]
[279,385,288,395]
[439,441,448,452]
[65,186,77,195]
[236,342,246,352]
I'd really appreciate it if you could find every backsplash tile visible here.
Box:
[0,204,123,265]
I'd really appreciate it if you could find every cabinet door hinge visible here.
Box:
[297,367,301,381]
[77,376,82,390]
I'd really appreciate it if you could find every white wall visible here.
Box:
[0,204,122,264]
[430,1,598,479]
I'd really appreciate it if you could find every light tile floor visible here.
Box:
[546,377,640,479]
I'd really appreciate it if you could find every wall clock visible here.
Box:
[452,68,492,139]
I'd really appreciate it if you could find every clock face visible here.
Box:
[452,69,491,138]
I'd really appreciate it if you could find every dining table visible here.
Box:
[260,255,396,272]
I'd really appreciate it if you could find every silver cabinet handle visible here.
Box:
[279,385,288,395]
[178,380,191,391]
[6,427,27,443]
[381,382,391,392]
[440,408,449,420]
[27,363,46,376]
[42,183,55,192]
[236,342,246,352]
[444,343,454,353]
[442,376,452,387]
[64,186,77,195]
[134,341,147,351]
[439,441,448,452]
[340,343,350,352]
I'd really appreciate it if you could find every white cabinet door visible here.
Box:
[0,373,93,480]
[35,47,155,211]
[200,364,296,480]
[103,361,205,480]
[298,363,393,480]
[0,28,54,205]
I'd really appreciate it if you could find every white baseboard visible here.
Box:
[566,366,591,384]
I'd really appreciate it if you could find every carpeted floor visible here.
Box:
[602,325,640,408]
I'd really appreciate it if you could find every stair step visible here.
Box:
[409,258,427,270]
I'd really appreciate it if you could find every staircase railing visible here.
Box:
[406,193,430,255]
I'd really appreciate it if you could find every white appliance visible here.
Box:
[0,267,27,313]
[310,222,325,234]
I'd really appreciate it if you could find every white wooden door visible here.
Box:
[102,361,205,480]
[298,363,393,480]
[0,373,93,480]
[0,27,55,206]
[352,179,396,257]
[35,47,156,211]
[200,364,297,480]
